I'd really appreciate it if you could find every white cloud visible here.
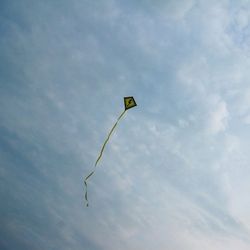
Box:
[207,98,229,134]
[235,9,249,30]
[243,114,250,124]
[163,0,195,20]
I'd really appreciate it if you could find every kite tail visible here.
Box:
[84,109,126,207]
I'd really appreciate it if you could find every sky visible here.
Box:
[1,0,250,249]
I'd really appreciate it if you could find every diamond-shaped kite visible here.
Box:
[84,96,137,206]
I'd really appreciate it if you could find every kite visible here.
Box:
[84,96,137,206]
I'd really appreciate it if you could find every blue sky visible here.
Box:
[1,0,250,249]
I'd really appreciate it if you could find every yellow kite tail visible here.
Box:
[84,109,127,207]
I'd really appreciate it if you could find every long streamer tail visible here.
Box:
[84,109,126,207]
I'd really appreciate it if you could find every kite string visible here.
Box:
[84,109,127,206]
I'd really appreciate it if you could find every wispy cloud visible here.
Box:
[1,0,250,249]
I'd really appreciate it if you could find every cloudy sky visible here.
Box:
[1,0,250,249]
